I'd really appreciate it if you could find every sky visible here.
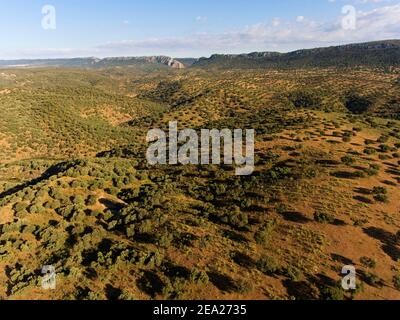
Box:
[0,0,399,59]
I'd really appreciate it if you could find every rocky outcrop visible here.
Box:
[147,56,185,69]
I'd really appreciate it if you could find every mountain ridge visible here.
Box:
[1,40,400,70]
[0,55,185,69]
[193,40,400,69]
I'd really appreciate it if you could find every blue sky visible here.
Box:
[0,0,399,59]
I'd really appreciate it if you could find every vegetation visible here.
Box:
[0,63,399,300]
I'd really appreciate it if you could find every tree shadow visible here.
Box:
[99,198,124,213]
[331,253,353,266]
[81,238,113,266]
[280,211,311,224]
[173,232,198,247]
[358,270,385,289]
[0,161,77,199]
[136,270,164,298]
[104,284,123,300]
[386,169,400,176]
[207,271,238,293]
[223,230,248,244]
[282,279,318,300]
[161,261,191,280]
[231,251,255,269]
[382,180,397,187]
[84,267,98,280]
[363,227,400,262]
[354,187,372,196]
[74,286,91,300]
[332,219,347,226]
[331,171,357,179]
[353,196,374,205]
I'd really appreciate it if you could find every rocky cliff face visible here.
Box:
[99,56,185,68]
[147,56,185,69]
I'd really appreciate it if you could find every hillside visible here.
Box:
[193,40,400,69]
[0,65,400,300]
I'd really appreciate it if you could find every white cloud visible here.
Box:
[296,16,305,23]
[2,3,400,58]
[95,4,400,56]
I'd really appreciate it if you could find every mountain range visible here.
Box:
[193,40,400,69]
[0,40,399,70]
[0,56,185,69]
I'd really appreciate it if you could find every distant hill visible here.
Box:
[2,40,399,70]
[94,56,185,69]
[192,40,400,69]
[0,58,100,68]
[0,56,185,69]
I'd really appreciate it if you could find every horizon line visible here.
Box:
[0,39,399,62]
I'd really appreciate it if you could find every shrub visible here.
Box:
[369,164,380,171]
[288,90,322,109]
[71,195,85,206]
[314,211,335,224]
[364,139,375,145]
[157,230,174,247]
[228,211,249,229]
[374,194,388,203]
[377,135,389,143]
[235,279,254,293]
[254,219,277,245]
[28,204,45,215]
[360,257,376,269]
[86,195,97,206]
[190,270,209,285]
[393,275,400,291]
[162,278,188,300]
[320,285,345,301]
[379,144,390,153]
[14,202,28,214]
[373,186,387,195]
[256,256,279,275]
[379,154,391,161]
[364,167,379,176]
[56,206,75,219]
[364,148,376,155]
[333,131,342,137]
[341,156,355,166]
[44,200,61,210]
[125,226,136,238]
[283,266,301,281]
[352,171,366,178]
